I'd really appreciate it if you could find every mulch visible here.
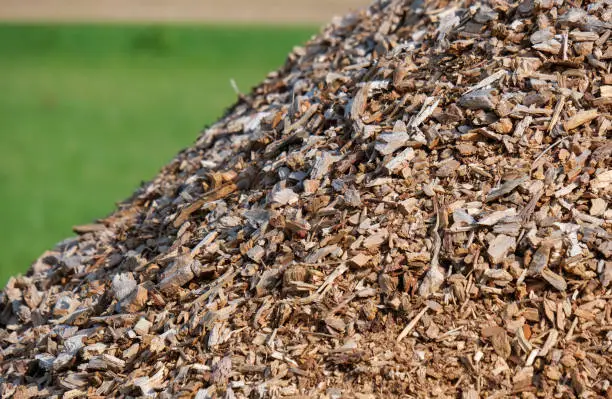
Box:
[1,0,611,397]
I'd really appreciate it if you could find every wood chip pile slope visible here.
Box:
[2,0,612,397]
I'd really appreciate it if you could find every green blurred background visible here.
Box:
[0,24,316,285]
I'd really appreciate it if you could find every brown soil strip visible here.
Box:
[0,0,370,24]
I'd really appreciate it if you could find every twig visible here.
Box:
[230,78,241,96]
[317,263,348,295]
[431,198,442,271]
[417,196,445,296]
[230,78,251,105]
[548,96,566,132]
[464,69,507,94]
[531,139,565,172]
[397,306,429,342]
[280,263,348,305]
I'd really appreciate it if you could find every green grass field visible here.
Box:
[0,24,316,285]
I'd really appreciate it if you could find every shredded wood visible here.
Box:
[1,0,611,398]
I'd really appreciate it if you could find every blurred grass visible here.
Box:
[0,24,316,286]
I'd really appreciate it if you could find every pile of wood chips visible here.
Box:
[2,0,612,397]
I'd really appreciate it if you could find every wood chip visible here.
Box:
[541,268,567,291]
[563,109,599,131]
[487,235,516,264]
